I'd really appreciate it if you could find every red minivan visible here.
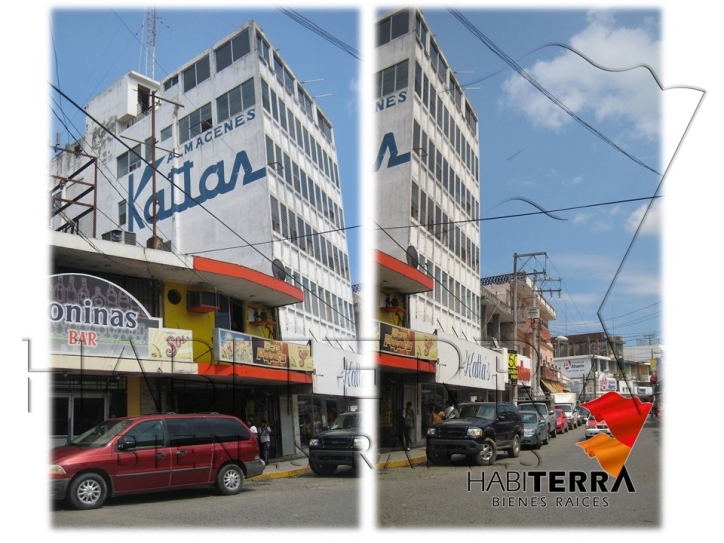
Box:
[51,413,265,509]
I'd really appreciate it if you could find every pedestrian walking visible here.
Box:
[402,402,415,451]
[259,418,272,465]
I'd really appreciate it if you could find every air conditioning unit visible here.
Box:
[187,291,220,313]
[102,230,136,245]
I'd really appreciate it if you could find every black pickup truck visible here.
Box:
[425,402,524,465]
[307,412,368,475]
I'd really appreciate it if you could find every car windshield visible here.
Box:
[556,405,572,413]
[520,404,545,414]
[520,413,539,424]
[329,413,360,430]
[67,419,133,448]
[458,405,495,420]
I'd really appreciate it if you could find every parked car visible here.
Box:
[554,408,568,434]
[51,413,265,510]
[555,403,578,429]
[584,415,612,439]
[520,412,549,449]
[308,411,369,476]
[426,402,524,466]
[518,402,557,439]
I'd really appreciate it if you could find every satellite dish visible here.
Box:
[272,259,286,281]
[406,245,419,269]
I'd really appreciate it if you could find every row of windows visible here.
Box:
[270,196,350,283]
[256,31,333,146]
[265,136,345,233]
[124,78,255,165]
[164,28,252,92]
[414,61,479,181]
[415,254,481,323]
[261,78,339,188]
[431,263,481,322]
[411,181,479,274]
[412,120,479,223]
[285,268,355,332]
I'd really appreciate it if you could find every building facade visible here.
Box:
[373,9,505,448]
[49,20,360,458]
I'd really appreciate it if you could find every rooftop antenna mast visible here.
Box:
[143,8,157,79]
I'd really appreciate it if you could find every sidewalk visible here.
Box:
[254,446,428,480]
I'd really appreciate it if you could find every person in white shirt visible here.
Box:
[259,419,272,464]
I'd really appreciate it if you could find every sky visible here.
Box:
[3,0,723,539]
[416,8,673,346]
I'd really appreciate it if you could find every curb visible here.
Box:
[254,464,311,480]
[375,454,427,470]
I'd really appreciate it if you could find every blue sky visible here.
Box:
[417,8,670,346]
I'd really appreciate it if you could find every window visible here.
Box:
[270,196,280,233]
[215,28,250,72]
[411,182,419,220]
[261,78,270,113]
[297,86,313,118]
[257,32,271,64]
[216,78,255,122]
[125,420,164,448]
[415,13,428,48]
[178,103,212,144]
[116,144,142,178]
[376,9,409,46]
[183,55,210,92]
[118,200,127,226]
[317,111,332,141]
[376,59,409,99]
[160,125,172,143]
[163,74,178,91]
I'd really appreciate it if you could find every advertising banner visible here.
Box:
[213,328,313,371]
[148,328,193,362]
[49,273,161,357]
[378,322,438,360]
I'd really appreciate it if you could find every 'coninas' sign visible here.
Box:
[49,273,160,357]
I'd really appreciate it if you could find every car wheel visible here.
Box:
[543,432,549,446]
[216,463,244,495]
[473,438,497,466]
[508,435,521,458]
[551,427,557,438]
[67,473,108,510]
[426,451,449,465]
[310,461,338,476]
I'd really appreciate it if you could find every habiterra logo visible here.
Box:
[577,391,652,478]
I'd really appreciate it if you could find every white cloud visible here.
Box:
[501,10,661,142]
[626,202,662,236]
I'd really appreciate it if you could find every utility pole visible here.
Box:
[511,252,562,400]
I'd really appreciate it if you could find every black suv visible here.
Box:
[307,412,368,475]
[425,402,524,466]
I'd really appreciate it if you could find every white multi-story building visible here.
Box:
[374,8,481,341]
[51,20,356,345]
[373,9,506,449]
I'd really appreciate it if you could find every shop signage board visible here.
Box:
[49,273,161,357]
[436,331,505,391]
